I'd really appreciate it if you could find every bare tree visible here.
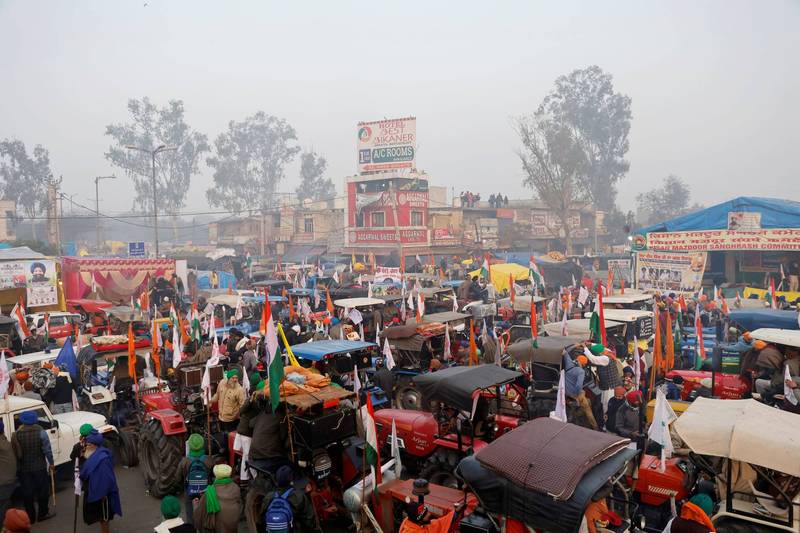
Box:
[517,113,589,255]
[206,112,300,213]
[296,150,335,203]
[637,175,702,225]
[0,139,51,240]
[105,98,209,238]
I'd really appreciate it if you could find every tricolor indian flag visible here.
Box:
[360,392,381,492]
[480,254,490,279]
[11,300,30,341]
[768,277,777,309]
[190,304,202,344]
[529,256,544,288]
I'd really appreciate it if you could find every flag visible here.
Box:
[0,351,9,398]
[452,290,459,313]
[529,256,544,287]
[325,287,334,314]
[549,370,567,422]
[172,317,183,369]
[360,393,381,489]
[201,340,220,405]
[242,366,250,395]
[127,323,137,379]
[443,323,451,361]
[417,293,425,321]
[55,337,78,379]
[678,294,687,312]
[390,418,402,479]
[333,270,340,284]
[468,321,478,365]
[571,273,577,288]
[480,254,490,279]
[607,270,613,296]
[367,282,373,299]
[785,365,798,406]
[268,344,285,412]
[383,338,396,370]
[665,310,675,372]
[509,273,515,305]
[648,389,678,472]
[400,294,407,322]
[11,301,30,341]
[541,297,548,324]
[151,319,161,378]
[530,298,538,345]
[375,322,381,345]
[560,301,569,336]
[133,295,141,313]
[313,287,321,309]
[633,335,642,387]
[720,293,729,315]
[735,291,742,308]
[769,276,777,309]
[234,297,243,321]
[406,290,414,314]
[596,282,607,346]
[578,286,589,307]
[694,304,706,369]
[190,304,202,343]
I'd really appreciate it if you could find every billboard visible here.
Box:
[635,251,707,293]
[357,117,416,174]
[348,229,428,246]
[0,260,58,307]
[635,228,800,252]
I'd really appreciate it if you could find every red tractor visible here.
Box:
[137,362,225,497]
[374,365,526,487]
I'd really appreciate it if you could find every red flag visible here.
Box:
[530,299,538,339]
[151,319,161,378]
[596,281,607,346]
[468,321,478,365]
[127,323,136,379]
[541,297,548,324]
[325,287,334,314]
[679,295,687,312]
[288,294,296,320]
[770,277,777,309]
[509,273,515,305]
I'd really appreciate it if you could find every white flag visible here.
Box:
[359,322,364,341]
[633,336,642,387]
[0,351,8,398]
[648,389,678,471]
[452,290,459,313]
[313,287,321,309]
[578,286,589,307]
[390,418,402,478]
[172,322,183,369]
[367,282,373,299]
[549,370,567,422]
[443,323,451,361]
[560,302,569,336]
[375,322,381,345]
[406,291,414,312]
[264,315,279,367]
[348,308,363,325]
[785,365,798,406]
[333,270,340,283]
[242,366,250,395]
[352,367,361,397]
[383,338,396,370]
[417,292,425,317]
[234,297,243,321]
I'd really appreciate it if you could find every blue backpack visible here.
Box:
[185,457,209,498]
[265,488,294,532]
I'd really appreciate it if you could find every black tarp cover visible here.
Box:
[413,365,522,412]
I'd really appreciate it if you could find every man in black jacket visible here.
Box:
[46,367,75,414]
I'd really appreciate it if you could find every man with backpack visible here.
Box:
[192,464,241,533]
[178,434,213,528]
[259,466,317,533]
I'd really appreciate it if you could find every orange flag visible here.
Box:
[665,310,675,372]
[468,321,478,365]
[509,274,515,305]
[127,322,136,379]
[541,298,548,324]
[607,270,613,296]
[151,319,161,379]
[288,294,296,320]
[416,295,423,324]
[650,309,663,392]
[325,287,334,314]
[530,299,538,338]
[620,277,625,294]
[259,301,269,335]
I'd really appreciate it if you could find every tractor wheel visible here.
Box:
[395,384,425,411]
[117,430,139,467]
[138,418,183,498]
[419,451,460,489]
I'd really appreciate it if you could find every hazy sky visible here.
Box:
[1,0,798,217]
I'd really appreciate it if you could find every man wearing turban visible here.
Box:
[212,369,245,432]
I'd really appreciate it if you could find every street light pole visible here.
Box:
[125,144,177,256]
[94,176,116,252]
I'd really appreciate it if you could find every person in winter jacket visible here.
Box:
[614,391,642,439]
[212,370,246,431]
[605,386,626,433]
[665,493,715,532]
[80,430,122,533]
[192,464,241,533]
[258,465,317,532]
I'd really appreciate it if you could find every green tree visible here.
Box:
[0,139,51,240]
[105,98,209,218]
[636,175,702,225]
[206,112,300,213]
[538,66,632,211]
[295,150,335,203]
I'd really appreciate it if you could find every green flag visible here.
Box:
[589,311,600,342]
[268,348,284,412]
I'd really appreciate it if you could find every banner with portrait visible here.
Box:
[634,251,707,293]
[26,260,58,307]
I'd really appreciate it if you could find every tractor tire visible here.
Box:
[117,430,139,467]
[138,418,183,498]
[395,384,425,411]
[419,450,460,489]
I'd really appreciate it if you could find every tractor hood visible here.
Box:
[54,411,107,438]
[374,408,438,458]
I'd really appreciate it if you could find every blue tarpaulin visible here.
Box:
[196,270,237,290]
[290,340,377,361]
[728,309,800,331]
[637,197,800,234]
